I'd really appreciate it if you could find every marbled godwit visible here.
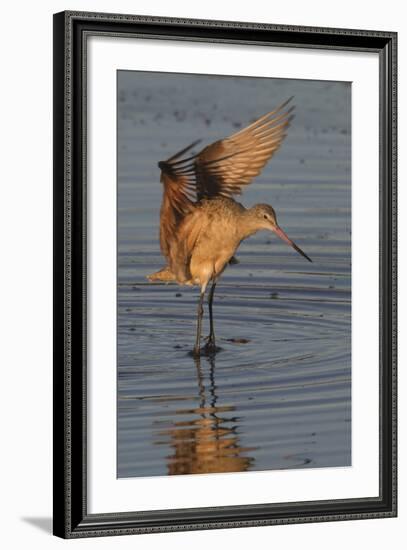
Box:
[148,98,312,356]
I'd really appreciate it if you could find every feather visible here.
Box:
[157,99,294,272]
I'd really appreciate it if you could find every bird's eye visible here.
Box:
[263,214,268,220]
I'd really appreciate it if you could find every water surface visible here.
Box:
[117,72,351,478]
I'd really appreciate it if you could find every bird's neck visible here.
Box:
[238,209,262,240]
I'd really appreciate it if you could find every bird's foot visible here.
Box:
[189,339,222,358]
[190,346,202,358]
[203,337,221,356]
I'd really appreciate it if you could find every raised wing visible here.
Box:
[157,98,294,265]
[158,140,201,260]
[195,97,294,199]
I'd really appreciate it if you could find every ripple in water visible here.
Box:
[117,72,351,478]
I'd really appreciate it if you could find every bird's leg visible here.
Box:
[205,280,217,350]
[193,290,205,357]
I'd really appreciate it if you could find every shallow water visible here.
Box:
[117,72,351,478]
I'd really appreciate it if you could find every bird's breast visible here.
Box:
[189,232,240,282]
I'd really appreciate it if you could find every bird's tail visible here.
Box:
[146,266,177,283]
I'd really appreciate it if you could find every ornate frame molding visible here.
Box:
[53,11,397,538]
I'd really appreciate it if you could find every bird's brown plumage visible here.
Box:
[146,97,314,355]
[155,97,295,283]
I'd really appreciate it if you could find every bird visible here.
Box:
[147,97,312,356]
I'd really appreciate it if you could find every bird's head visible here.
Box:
[250,204,312,263]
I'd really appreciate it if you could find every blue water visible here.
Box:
[117,71,351,478]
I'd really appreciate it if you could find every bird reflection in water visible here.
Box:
[154,355,255,475]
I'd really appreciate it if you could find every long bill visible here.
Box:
[273,226,312,263]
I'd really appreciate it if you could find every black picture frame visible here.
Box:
[53,10,397,539]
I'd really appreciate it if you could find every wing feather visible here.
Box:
[156,98,294,275]
[158,141,201,263]
[195,98,294,198]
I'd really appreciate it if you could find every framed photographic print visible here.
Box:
[53,10,397,538]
